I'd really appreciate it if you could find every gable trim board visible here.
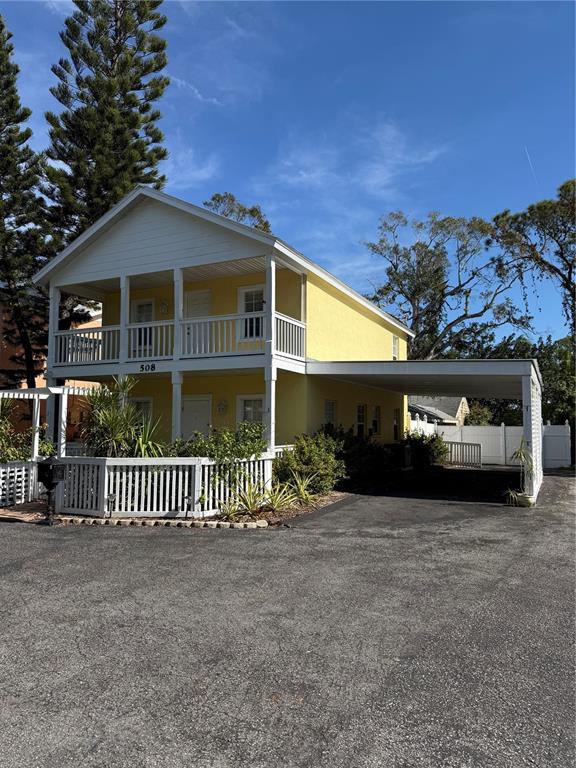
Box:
[33,185,413,339]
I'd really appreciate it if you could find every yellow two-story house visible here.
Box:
[34,185,413,448]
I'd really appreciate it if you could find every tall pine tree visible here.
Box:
[45,0,170,247]
[0,15,48,389]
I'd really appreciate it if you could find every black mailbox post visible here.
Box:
[38,457,66,525]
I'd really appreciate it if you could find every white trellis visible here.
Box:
[0,386,92,459]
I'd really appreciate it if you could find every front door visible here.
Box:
[181,396,212,438]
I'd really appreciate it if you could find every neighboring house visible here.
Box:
[0,307,101,436]
[408,396,470,426]
[32,186,412,447]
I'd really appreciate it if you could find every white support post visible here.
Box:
[264,367,277,451]
[173,267,184,360]
[171,371,183,441]
[47,283,60,370]
[119,275,130,363]
[500,422,507,466]
[31,396,41,459]
[300,273,307,323]
[45,375,56,443]
[57,391,68,458]
[265,254,276,359]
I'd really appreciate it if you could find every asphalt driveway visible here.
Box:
[0,475,574,768]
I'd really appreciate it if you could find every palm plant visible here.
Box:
[265,482,298,513]
[234,480,267,516]
[511,437,534,495]
[289,470,318,506]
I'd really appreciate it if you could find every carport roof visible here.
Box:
[306,359,541,399]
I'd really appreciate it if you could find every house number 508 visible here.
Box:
[140,363,156,372]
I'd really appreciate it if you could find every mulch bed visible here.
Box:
[264,491,350,526]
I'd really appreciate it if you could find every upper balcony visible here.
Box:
[53,311,305,366]
[48,260,306,373]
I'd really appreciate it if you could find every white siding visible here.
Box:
[52,198,266,286]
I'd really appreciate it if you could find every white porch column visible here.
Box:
[264,366,277,450]
[171,371,183,441]
[45,374,56,443]
[173,268,184,361]
[47,283,60,369]
[119,275,130,363]
[31,396,41,459]
[56,390,68,458]
[265,255,276,359]
[522,372,543,500]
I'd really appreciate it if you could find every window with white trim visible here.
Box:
[324,399,337,427]
[239,286,264,339]
[238,396,263,424]
[392,335,400,360]
[371,405,381,435]
[131,398,153,423]
[357,404,367,439]
[393,407,401,441]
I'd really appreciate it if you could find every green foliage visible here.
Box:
[510,437,534,496]
[265,482,299,513]
[403,432,449,469]
[170,422,266,462]
[80,376,164,458]
[0,400,30,462]
[492,180,575,336]
[203,192,271,232]
[366,211,530,360]
[273,432,346,495]
[288,470,317,506]
[234,481,268,516]
[0,15,49,388]
[44,0,170,246]
[464,402,493,426]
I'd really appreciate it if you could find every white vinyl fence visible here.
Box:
[444,441,482,468]
[55,454,274,518]
[409,415,571,468]
[0,461,38,507]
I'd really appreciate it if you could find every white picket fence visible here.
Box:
[54,454,274,518]
[0,461,38,507]
[444,441,482,468]
[409,415,572,468]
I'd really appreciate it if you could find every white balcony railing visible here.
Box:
[54,326,120,365]
[127,320,174,360]
[53,312,305,366]
[181,313,266,357]
[275,313,305,358]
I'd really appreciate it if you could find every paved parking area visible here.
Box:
[0,475,574,768]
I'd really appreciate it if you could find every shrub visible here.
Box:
[81,376,164,458]
[403,432,448,469]
[0,400,30,462]
[168,421,266,462]
[273,432,345,495]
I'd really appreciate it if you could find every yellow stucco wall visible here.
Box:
[101,269,302,326]
[127,371,406,445]
[305,273,408,361]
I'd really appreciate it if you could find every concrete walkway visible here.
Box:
[0,475,573,768]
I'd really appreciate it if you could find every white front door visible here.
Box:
[181,396,211,438]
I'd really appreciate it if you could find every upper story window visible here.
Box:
[239,286,264,340]
[392,335,400,360]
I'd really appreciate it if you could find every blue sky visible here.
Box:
[2,0,574,339]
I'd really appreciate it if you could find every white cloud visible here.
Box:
[250,117,446,294]
[168,73,223,106]
[43,0,74,17]
[162,145,220,192]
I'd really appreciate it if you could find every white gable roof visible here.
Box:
[33,185,414,337]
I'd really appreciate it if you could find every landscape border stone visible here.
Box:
[53,515,268,530]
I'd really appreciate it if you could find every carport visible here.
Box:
[307,359,543,501]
